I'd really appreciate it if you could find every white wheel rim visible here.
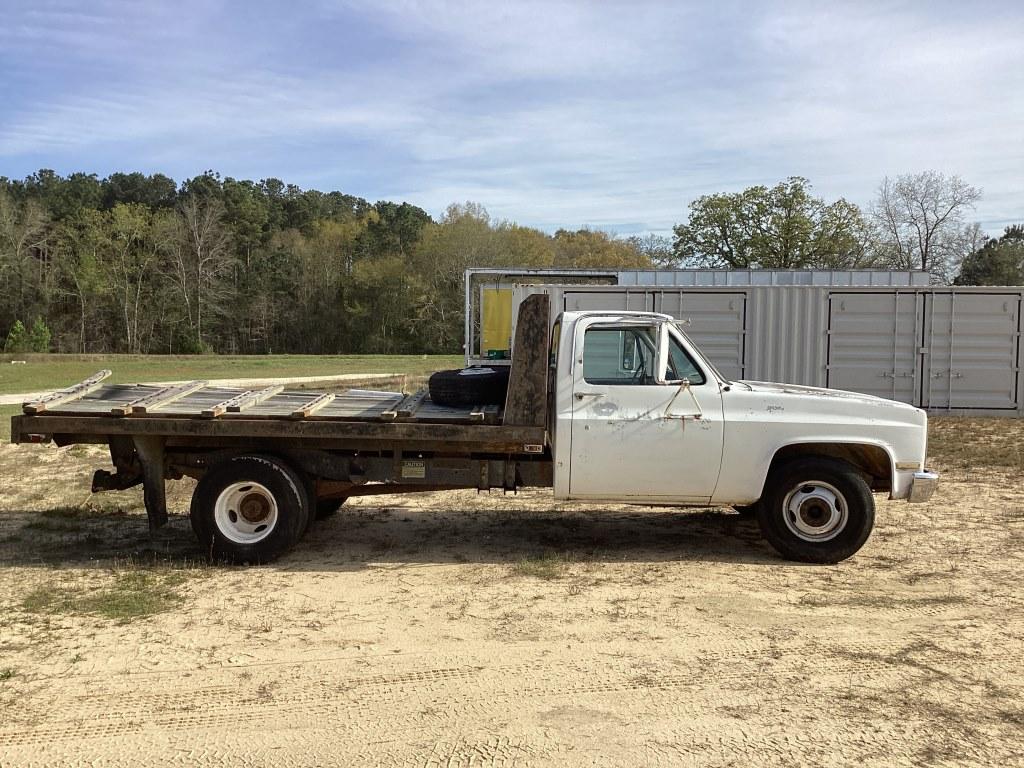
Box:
[782,480,848,542]
[213,481,279,544]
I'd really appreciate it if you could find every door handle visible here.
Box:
[575,391,605,401]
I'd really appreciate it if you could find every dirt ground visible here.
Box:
[0,419,1021,767]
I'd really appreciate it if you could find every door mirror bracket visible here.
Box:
[663,379,702,420]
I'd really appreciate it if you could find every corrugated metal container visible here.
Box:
[614,269,931,287]
[464,268,931,364]
[505,283,1024,415]
[745,287,830,387]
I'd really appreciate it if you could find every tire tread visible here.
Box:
[756,457,874,564]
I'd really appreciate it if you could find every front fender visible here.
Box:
[712,436,899,505]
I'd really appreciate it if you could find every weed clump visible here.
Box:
[511,550,575,580]
[20,567,193,622]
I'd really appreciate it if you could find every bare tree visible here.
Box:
[626,233,677,267]
[103,203,159,353]
[870,172,981,281]
[164,196,234,349]
[0,190,50,326]
[55,210,107,353]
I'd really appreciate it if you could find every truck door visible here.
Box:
[568,319,725,502]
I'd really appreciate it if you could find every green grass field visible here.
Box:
[0,353,462,396]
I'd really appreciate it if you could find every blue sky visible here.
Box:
[1,0,1022,236]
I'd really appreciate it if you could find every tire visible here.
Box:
[428,367,510,407]
[734,502,760,518]
[756,457,874,564]
[190,455,310,564]
[315,497,347,520]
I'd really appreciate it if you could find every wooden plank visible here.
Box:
[225,385,285,413]
[111,381,208,416]
[382,389,427,420]
[289,392,335,419]
[201,385,284,418]
[503,293,551,427]
[202,391,250,418]
[398,389,427,416]
[22,370,112,414]
[13,413,548,454]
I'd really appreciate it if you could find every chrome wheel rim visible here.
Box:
[213,481,279,544]
[782,480,848,542]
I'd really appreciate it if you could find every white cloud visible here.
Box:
[1,1,1021,233]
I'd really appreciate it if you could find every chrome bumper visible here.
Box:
[907,470,939,503]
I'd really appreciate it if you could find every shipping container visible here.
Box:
[463,269,1021,415]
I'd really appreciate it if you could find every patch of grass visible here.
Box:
[40,505,126,520]
[0,668,14,682]
[21,568,190,622]
[0,353,462,396]
[22,518,86,534]
[18,586,63,613]
[511,550,575,580]
[928,416,1024,470]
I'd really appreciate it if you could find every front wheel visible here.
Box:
[191,455,310,563]
[757,458,874,564]
[733,502,760,518]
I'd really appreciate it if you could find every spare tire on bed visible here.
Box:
[428,367,511,407]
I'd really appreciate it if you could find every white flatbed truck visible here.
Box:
[10,295,938,564]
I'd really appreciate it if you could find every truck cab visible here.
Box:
[548,310,937,562]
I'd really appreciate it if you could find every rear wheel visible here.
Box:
[191,455,309,563]
[757,457,874,564]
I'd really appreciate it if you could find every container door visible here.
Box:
[653,292,746,380]
[922,293,1020,410]
[827,292,922,404]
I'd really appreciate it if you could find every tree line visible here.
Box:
[0,172,646,355]
[0,169,1019,355]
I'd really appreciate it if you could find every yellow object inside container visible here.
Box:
[481,288,513,355]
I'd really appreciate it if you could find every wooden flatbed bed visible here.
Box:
[8,296,553,562]
[12,384,544,453]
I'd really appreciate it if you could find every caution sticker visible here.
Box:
[401,460,426,479]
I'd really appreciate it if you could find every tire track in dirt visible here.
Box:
[0,636,991,748]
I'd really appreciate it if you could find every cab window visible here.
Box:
[666,332,706,385]
[583,326,658,385]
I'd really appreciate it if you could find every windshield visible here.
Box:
[671,322,730,384]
